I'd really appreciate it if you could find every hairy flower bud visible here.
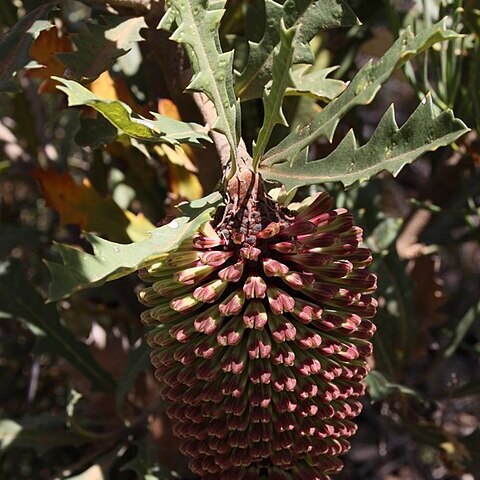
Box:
[139,175,377,480]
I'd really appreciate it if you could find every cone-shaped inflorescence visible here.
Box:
[138,170,377,480]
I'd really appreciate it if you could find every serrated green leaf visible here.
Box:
[253,22,297,165]
[0,260,116,392]
[365,370,420,402]
[57,16,147,82]
[160,0,239,154]
[0,1,56,91]
[0,417,85,453]
[46,193,221,301]
[53,77,211,147]
[150,112,212,147]
[260,21,462,176]
[260,95,468,189]
[116,341,151,414]
[286,65,346,100]
[235,0,359,101]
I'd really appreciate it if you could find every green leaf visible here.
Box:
[253,22,297,165]
[53,77,211,147]
[0,260,116,393]
[366,217,403,254]
[116,341,151,414]
[46,193,221,301]
[150,113,213,148]
[443,297,480,359]
[0,416,85,453]
[57,17,147,82]
[365,370,420,402]
[260,94,468,189]
[0,1,56,91]
[260,21,463,178]
[159,0,239,154]
[235,0,359,101]
[286,65,346,100]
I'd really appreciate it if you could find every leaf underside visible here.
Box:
[235,0,359,101]
[46,192,221,302]
[160,0,239,153]
[286,65,346,100]
[259,95,468,189]
[259,20,468,188]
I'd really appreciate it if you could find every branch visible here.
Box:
[192,92,250,174]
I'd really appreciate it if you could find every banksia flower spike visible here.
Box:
[139,169,377,480]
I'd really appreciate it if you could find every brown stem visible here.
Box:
[192,92,251,176]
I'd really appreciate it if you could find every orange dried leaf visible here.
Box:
[156,99,203,200]
[88,70,149,115]
[168,163,203,201]
[26,27,73,93]
[34,168,131,242]
[158,98,181,120]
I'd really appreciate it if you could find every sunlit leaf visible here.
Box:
[253,22,297,164]
[159,0,239,154]
[235,0,359,100]
[260,21,464,185]
[261,95,468,189]
[46,192,221,301]
[125,212,156,242]
[0,260,116,392]
[286,65,346,100]
[53,77,211,147]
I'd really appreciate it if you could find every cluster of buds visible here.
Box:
[138,171,377,480]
